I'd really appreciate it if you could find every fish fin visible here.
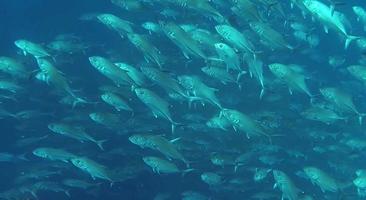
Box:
[96,139,108,151]
[358,113,366,125]
[236,70,247,83]
[181,168,195,177]
[345,35,361,49]
[17,153,29,161]
[330,2,346,16]
[259,88,265,100]
[171,121,183,134]
[169,137,181,143]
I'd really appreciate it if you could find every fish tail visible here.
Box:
[181,168,195,177]
[358,113,365,125]
[345,35,360,49]
[171,121,183,134]
[96,139,108,151]
[236,70,247,83]
[259,87,265,100]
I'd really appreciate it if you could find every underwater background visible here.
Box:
[0,0,366,199]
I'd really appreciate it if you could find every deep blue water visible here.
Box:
[1,0,366,200]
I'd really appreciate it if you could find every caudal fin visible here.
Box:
[345,35,360,49]
[96,139,108,151]
[171,121,183,134]
[358,113,365,125]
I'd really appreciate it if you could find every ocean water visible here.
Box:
[0,0,366,200]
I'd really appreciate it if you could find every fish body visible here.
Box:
[269,63,312,98]
[89,112,122,130]
[71,157,114,182]
[0,57,27,79]
[201,172,223,186]
[143,156,180,174]
[178,75,221,108]
[214,43,241,72]
[201,65,237,85]
[347,65,366,85]
[126,33,165,68]
[48,123,106,150]
[36,58,78,99]
[33,147,77,162]
[134,87,178,133]
[141,67,187,98]
[319,87,363,122]
[250,22,292,50]
[353,6,366,31]
[301,106,345,124]
[273,170,301,200]
[89,56,134,87]
[101,92,133,112]
[303,0,359,49]
[14,39,51,58]
[97,13,133,37]
[149,135,188,165]
[114,62,147,86]
[219,108,267,139]
[160,22,207,59]
[303,167,340,193]
[215,24,256,54]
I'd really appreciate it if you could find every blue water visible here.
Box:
[1,0,366,200]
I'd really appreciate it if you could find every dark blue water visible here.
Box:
[1,0,366,200]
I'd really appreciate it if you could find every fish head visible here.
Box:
[352,6,363,15]
[126,33,140,45]
[177,75,195,90]
[134,87,148,99]
[35,72,49,82]
[47,41,63,51]
[71,157,87,170]
[141,22,154,30]
[303,167,319,180]
[215,25,229,37]
[272,170,286,183]
[201,66,211,75]
[249,22,262,33]
[268,63,287,78]
[214,43,227,51]
[128,134,147,146]
[140,67,156,80]
[101,93,111,102]
[14,40,28,50]
[142,156,157,166]
[89,113,102,122]
[302,0,315,10]
[319,87,336,99]
[32,148,46,158]
[97,14,112,24]
[88,56,103,67]
[354,176,366,188]
[347,65,362,76]
[48,123,60,133]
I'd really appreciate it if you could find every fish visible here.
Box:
[303,166,342,193]
[14,39,51,59]
[319,87,365,124]
[134,87,179,133]
[71,157,115,182]
[142,156,192,174]
[273,170,301,200]
[302,0,360,49]
[33,147,77,163]
[89,56,135,88]
[48,122,107,150]
[97,13,134,38]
